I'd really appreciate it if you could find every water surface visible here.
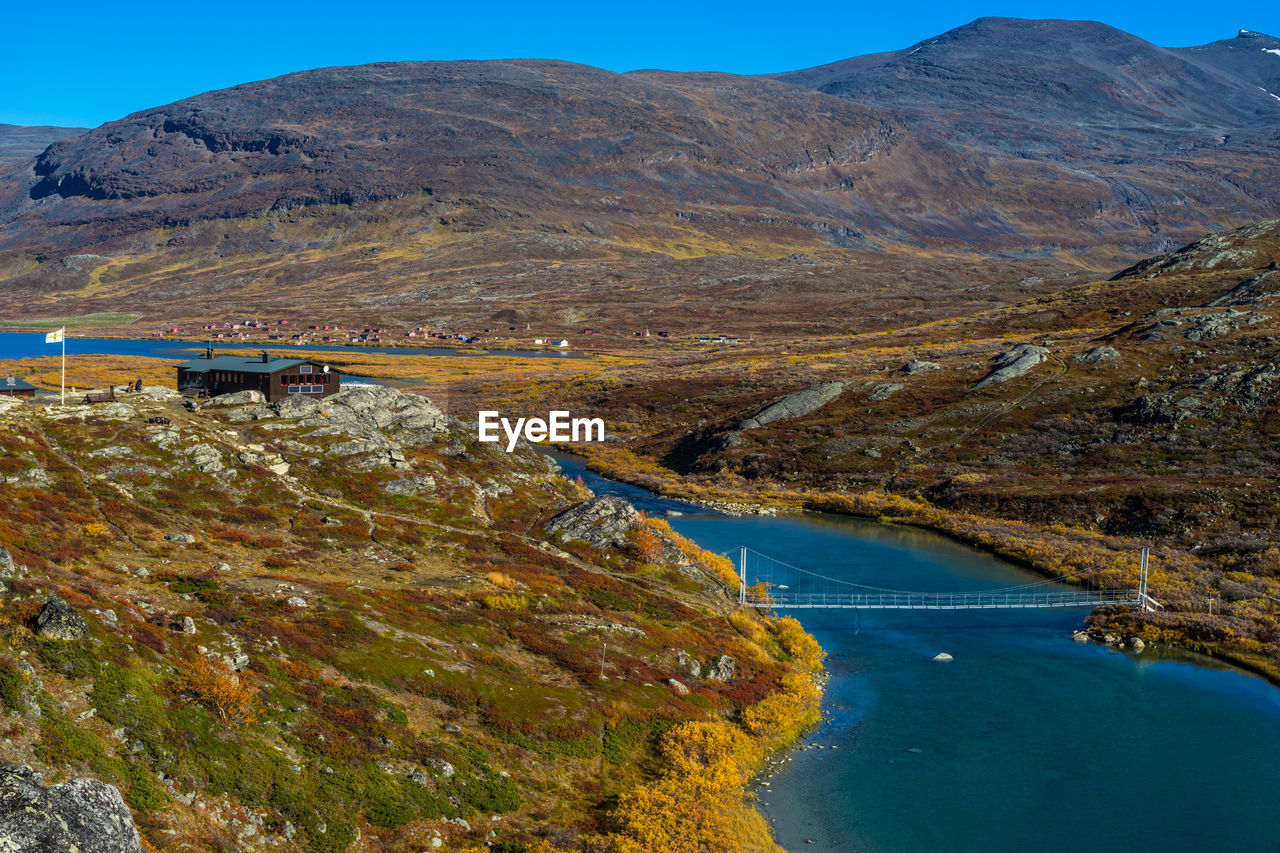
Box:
[553,452,1280,853]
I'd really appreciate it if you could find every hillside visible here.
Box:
[0,124,86,166]
[0,385,821,851]
[1,20,1279,335]
[489,219,1280,681]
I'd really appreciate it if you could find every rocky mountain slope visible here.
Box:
[0,385,818,851]
[1,19,1278,334]
[0,124,85,167]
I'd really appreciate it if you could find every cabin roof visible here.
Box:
[1,376,36,390]
[174,355,319,375]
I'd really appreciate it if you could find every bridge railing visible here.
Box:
[744,588,1139,610]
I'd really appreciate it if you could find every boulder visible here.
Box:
[931,652,954,662]
[272,394,322,419]
[33,596,89,641]
[1074,346,1120,364]
[208,390,266,406]
[1128,637,1146,652]
[165,533,196,544]
[706,655,736,682]
[0,765,142,853]
[868,383,902,401]
[0,546,14,578]
[973,344,1050,389]
[96,403,137,420]
[139,386,180,401]
[181,617,197,635]
[901,360,940,375]
[737,381,849,431]
[383,475,437,495]
[667,678,690,695]
[545,495,639,549]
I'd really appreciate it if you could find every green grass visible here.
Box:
[0,312,143,329]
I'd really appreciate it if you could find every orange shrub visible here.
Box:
[176,654,259,724]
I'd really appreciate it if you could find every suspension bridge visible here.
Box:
[733,545,1162,612]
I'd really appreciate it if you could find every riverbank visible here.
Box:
[557,444,1280,688]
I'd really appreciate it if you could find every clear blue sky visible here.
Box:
[2,0,1276,127]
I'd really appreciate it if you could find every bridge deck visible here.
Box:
[745,590,1138,610]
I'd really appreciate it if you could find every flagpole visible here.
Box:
[60,331,65,404]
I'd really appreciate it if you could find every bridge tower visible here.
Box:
[738,545,747,606]
[1139,546,1150,611]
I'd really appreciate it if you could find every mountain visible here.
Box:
[1,19,1279,332]
[0,123,87,166]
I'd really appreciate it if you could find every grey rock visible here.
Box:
[286,596,308,608]
[973,344,1050,389]
[667,678,690,695]
[208,390,266,406]
[737,381,849,431]
[87,446,132,459]
[165,533,196,544]
[1128,637,1146,652]
[931,652,954,662]
[96,402,137,419]
[33,596,89,641]
[181,616,196,635]
[1074,346,1120,364]
[138,386,180,401]
[1185,311,1241,342]
[676,650,701,679]
[706,654,736,682]
[0,546,14,578]
[271,394,323,419]
[425,758,455,779]
[213,562,231,572]
[0,765,142,853]
[901,359,940,375]
[863,447,881,458]
[184,444,224,474]
[441,722,462,734]
[868,382,902,401]
[545,495,639,549]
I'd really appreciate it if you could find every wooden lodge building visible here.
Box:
[175,350,341,403]
[0,376,37,397]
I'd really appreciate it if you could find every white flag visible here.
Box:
[45,328,64,343]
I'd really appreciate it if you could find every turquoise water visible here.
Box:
[552,453,1280,853]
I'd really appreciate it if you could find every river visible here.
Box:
[552,452,1280,853]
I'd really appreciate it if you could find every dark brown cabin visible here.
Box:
[175,350,341,403]
[0,377,37,397]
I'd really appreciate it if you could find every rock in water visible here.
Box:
[0,765,143,853]
[545,495,639,549]
[33,596,90,640]
[706,654,736,681]
[931,652,954,661]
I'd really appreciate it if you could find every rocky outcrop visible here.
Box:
[867,382,902,401]
[973,344,1050,389]
[706,654,736,681]
[1074,346,1120,363]
[737,381,848,431]
[33,596,89,640]
[383,475,437,495]
[0,546,15,578]
[208,389,265,406]
[1184,311,1242,342]
[0,765,142,853]
[545,495,639,549]
[901,360,940,375]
